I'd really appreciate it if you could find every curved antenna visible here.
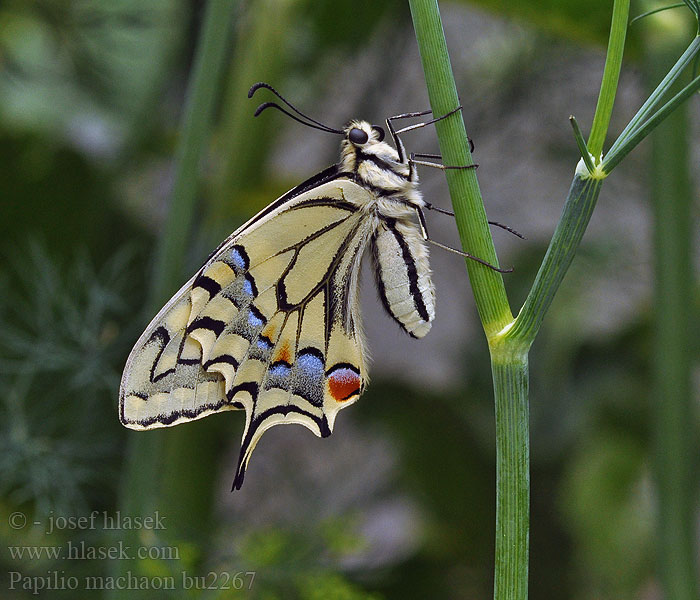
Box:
[249,82,343,134]
[253,102,343,134]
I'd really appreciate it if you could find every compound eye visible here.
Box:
[348,128,369,145]
[372,126,385,141]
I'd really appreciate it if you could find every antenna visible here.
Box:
[249,83,343,135]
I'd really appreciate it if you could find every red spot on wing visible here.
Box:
[327,367,361,402]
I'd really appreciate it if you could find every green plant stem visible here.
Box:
[212,0,296,228]
[408,2,526,599]
[407,2,700,599]
[630,3,687,27]
[492,357,530,600]
[646,33,699,600]
[505,175,604,347]
[651,96,698,600]
[588,0,630,159]
[154,0,239,544]
[111,1,236,596]
[408,0,511,337]
[410,2,700,600]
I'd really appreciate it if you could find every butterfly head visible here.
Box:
[344,120,385,146]
[339,120,407,180]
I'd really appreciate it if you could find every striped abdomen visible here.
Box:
[371,218,435,338]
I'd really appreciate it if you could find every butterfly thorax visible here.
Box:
[339,120,425,219]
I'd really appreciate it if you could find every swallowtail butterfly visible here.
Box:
[119,83,509,489]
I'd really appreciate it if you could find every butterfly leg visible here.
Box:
[409,154,478,171]
[386,111,432,162]
[413,130,475,153]
[415,207,513,273]
[408,151,478,180]
[423,201,454,216]
[386,106,464,162]
[393,105,463,135]
[422,202,525,239]
[486,220,526,239]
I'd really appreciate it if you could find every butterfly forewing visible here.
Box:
[119,176,372,485]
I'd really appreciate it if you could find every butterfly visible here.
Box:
[119,83,510,490]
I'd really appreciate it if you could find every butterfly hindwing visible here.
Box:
[119,175,371,486]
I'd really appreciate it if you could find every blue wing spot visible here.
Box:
[270,362,291,377]
[247,306,265,328]
[257,336,273,350]
[293,347,325,407]
[297,349,324,375]
[230,245,249,273]
[242,273,257,297]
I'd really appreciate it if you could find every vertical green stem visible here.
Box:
[409,2,527,599]
[152,0,239,544]
[408,0,512,337]
[492,358,530,600]
[212,0,298,228]
[646,30,699,600]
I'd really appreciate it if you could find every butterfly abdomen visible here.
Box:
[371,217,435,338]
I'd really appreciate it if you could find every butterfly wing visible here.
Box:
[119,171,375,488]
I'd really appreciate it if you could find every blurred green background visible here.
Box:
[1,1,698,598]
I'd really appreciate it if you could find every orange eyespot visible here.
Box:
[327,366,361,402]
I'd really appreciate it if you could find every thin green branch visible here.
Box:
[630,3,687,27]
[684,0,700,23]
[603,71,700,172]
[505,175,604,347]
[588,0,630,159]
[650,93,698,600]
[569,115,596,174]
[408,0,512,338]
[645,27,699,599]
[607,36,700,157]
